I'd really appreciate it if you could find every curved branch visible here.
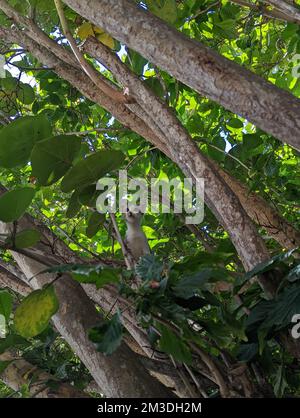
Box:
[53,0,129,103]
[62,0,300,150]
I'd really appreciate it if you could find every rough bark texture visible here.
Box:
[231,0,300,24]
[265,0,300,24]
[0,260,31,296]
[82,38,276,296]
[63,0,300,150]
[0,195,175,398]
[0,26,273,285]
[212,163,300,250]
[0,350,90,398]
[0,259,183,394]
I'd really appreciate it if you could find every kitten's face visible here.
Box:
[125,209,143,225]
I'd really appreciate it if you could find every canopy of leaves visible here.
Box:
[0,0,299,399]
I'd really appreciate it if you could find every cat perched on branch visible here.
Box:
[124,209,150,263]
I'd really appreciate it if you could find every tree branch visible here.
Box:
[53,0,130,103]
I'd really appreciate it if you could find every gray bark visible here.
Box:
[0,350,90,398]
[63,0,300,150]
[0,197,174,398]
[0,25,277,295]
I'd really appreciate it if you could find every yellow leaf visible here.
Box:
[94,26,115,49]
[77,22,95,40]
[14,286,59,338]
[96,32,115,49]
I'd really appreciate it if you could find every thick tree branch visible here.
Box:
[230,0,300,24]
[0,192,175,398]
[53,0,129,103]
[62,0,300,150]
[0,350,90,398]
[82,37,275,296]
[264,0,300,24]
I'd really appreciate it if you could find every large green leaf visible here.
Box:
[0,334,28,354]
[61,150,125,192]
[44,263,120,289]
[14,229,41,249]
[237,249,297,287]
[148,0,178,24]
[0,290,13,322]
[173,268,226,299]
[14,285,59,338]
[31,135,81,186]
[86,212,105,238]
[158,324,192,364]
[66,190,82,218]
[0,188,35,222]
[17,83,35,105]
[0,115,52,168]
[136,254,163,281]
[89,312,123,355]
[236,343,258,362]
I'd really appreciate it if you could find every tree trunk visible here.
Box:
[0,192,175,398]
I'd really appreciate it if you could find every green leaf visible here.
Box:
[242,134,262,151]
[31,135,81,186]
[173,268,225,299]
[263,284,300,330]
[0,290,13,321]
[0,334,28,354]
[226,118,244,129]
[78,185,98,207]
[14,229,41,249]
[236,343,258,362]
[89,312,123,355]
[136,254,163,281]
[0,115,52,168]
[285,264,300,282]
[73,267,120,289]
[0,188,35,222]
[43,263,120,289]
[14,285,59,338]
[221,308,247,341]
[61,150,125,192]
[66,190,82,218]
[148,0,178,24]
[158,324,192,364]
[245,300,274,331]
[238,249,297,286]
[17,83,35,105]
[207,136,226,162]
[86,212,105,238]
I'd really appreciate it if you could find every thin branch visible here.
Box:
[64,127,129,135]
[53,0,130,103]
[109,213,134,269]
[188,0,220,21]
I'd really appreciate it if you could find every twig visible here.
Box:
[53,0,130,103]
[188,1,220,21]
[109,213,134,269]
[64,127,129,136]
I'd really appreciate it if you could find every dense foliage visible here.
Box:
[0,0,299,398]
